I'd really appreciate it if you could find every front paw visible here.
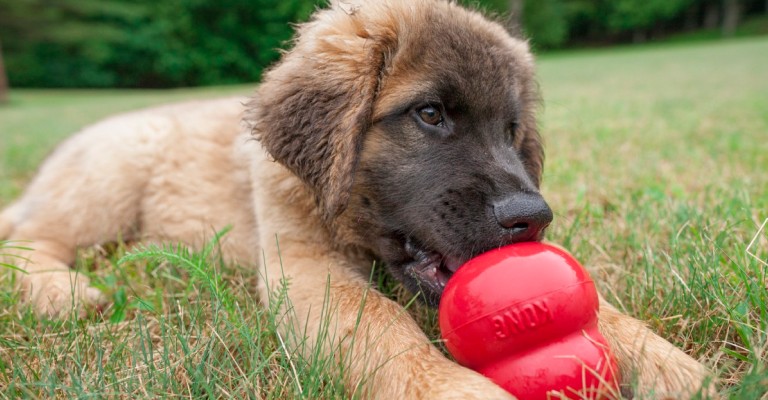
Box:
[18,270,106,318]
[627,353,718,399]
[422,361,516,400]
[598,300,718,399]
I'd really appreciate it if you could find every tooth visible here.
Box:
[437,271,449,288]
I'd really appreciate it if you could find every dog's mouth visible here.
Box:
[400,237,465,307]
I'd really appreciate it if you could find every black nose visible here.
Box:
[492,192,553,241]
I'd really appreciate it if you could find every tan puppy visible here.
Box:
[1,1,714,398]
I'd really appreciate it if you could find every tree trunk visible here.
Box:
[632,29,647,43]
[684,5,698,31]
[704,2,720,30]
[508,0,524,31]
[722,0,742,36]
[0,40,8,104]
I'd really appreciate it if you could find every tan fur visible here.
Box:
[1,1,715,398]
[598,299,717,398]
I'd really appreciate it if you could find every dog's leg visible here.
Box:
[3,186,140,318]
[598,298,717,398]
[1,125,152,318]
[4,235,106,318]
[257,239,515,399]
[2,99,253,318]
[253,165,514,400]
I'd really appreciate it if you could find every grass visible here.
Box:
[1,35,767,398]
[537,36,768,397]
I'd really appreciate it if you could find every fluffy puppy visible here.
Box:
[1,0,714,398]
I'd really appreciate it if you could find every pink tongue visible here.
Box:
[444,258,463,273]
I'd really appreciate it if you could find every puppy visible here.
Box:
[1,0,714,398]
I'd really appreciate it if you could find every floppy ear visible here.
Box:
[247,6,393,220]
[513,44,545,188]
[519,117,544,188]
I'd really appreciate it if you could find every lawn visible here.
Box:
[1,36,767,398]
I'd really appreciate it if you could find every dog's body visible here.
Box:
[1,99,260,312]
[1,1,714,398]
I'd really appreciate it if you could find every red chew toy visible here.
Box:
[439,242,619,400]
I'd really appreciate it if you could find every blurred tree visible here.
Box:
[0,40,7,103]
[523,0,568,48]
[113,0,321,87]
[1,0,320,87]
[722,0,744,35]
[604,0,694,42]
[0,0,150,87]
[509,0,524,29]
[459,0,508,17]
[703,0,721,29]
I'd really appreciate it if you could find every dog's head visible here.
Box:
[249,0,552,306]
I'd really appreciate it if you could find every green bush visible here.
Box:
[524,0,569,49]
[1,0,320,88]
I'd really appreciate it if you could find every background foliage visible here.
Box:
[0,0,322,88]
[0,0,766,88]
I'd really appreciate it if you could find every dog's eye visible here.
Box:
[418,106,444,126]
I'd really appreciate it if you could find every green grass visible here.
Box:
[538,36,768,397]
[1,36,767,398]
